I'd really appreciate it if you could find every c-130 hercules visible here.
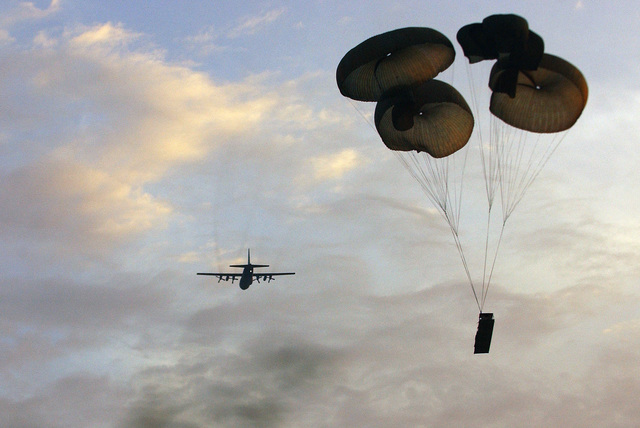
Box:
[197,249,295,290]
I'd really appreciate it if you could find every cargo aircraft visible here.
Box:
[197,249,295,290]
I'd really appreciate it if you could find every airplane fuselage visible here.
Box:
[240,266,253,290]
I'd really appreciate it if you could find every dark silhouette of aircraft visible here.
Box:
[197,249,295,290]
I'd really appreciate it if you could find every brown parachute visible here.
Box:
[489,53,589,133]
[457,14,544,97]
[336,27,455,102]
[337,27,470,158]
[374,80,474,157]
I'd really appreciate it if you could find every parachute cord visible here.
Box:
[481,204,493,306]
[453,144,470,234]
[348,99,376,131]
[467,62,500,207]
[465,63,484,145]
[346,96,480,311]
[481,220,506,310]
[449,225,481,312]
[504,132,567,220]
[500,126,530,219]
[498,125,568,221]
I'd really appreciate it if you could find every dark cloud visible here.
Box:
[120,334,343,428]
[0,374,130,428]
[109,277,640,427]
[0,271,176,381]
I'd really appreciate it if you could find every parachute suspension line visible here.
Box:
[395,152,451,226]
[348,99,376,131]
[509,131,566,222]
[345,84,481,311]
[393,149,479,311]
[465,62,500,209]
[480,204,493,308]
[465,63,484,143]
[465,63,504,311]
[450,224,482,312]
[407,149,468,236]
[477,118,511,313]
[480,220,505,310]
[494,117,529,221]
[345,98,464,234]
[424,152,479,312]
[493,118,568,223]
[452,144,470,233]
[478,120,569,310]
[512,131,566,213]
[416,147,479,311]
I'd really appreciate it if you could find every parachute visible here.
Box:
[374,80,474,157]
[489,53,589,133]
[337,16,587,350]
[337,27,456,102]
[458,14,545,97]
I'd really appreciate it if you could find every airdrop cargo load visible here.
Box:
[474,313,495,354]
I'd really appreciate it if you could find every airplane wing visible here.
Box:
[197,273,243,283]
[253,272,295,283]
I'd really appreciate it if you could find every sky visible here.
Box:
[1,0,640,426]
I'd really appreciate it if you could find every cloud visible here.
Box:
[0,22,298,263]
[309,149,363,180]
[0,160,171,253]
[182,26,229,56]
[14,23,283,174]
[1,0,60,26]
[0,374,130,428]
[183,7,289,56]
[0,28,13,43]
[69,22,139,48]
[0,271,177,380]
[227,8,286,38]
[99,276,640,428]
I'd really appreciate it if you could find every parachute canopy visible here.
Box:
[489,53,589,133]
[337,27,470,157]
[457,14,544,68]
[374,80,474,157]
[336,27,455,102]
[457,14,544,97]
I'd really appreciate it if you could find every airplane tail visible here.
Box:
[229,249,269,268]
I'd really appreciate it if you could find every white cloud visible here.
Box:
[0,22,293,262]
[0,28,13,43]
[1,0,60,28]
[227,8,286,38]
[310,149,363,180]
[69,22,139,49]
[33,30,56,47]
[182,26,229,56]
[0,160,171,252]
